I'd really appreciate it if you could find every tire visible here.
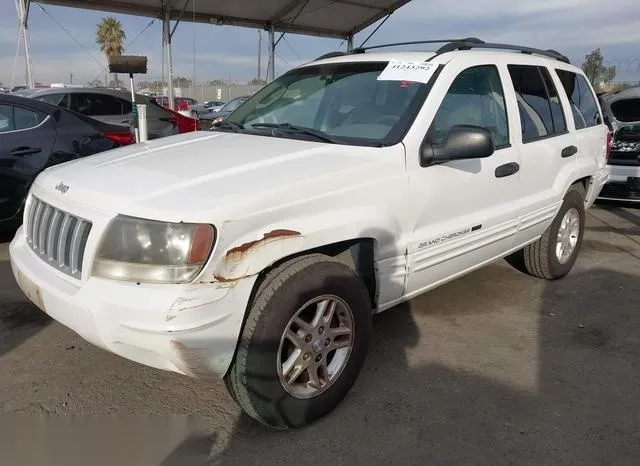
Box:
[506,183,586,280]
[224,253,372,429]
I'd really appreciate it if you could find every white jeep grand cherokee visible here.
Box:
[10,39,609,429]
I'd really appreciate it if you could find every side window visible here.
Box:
[118,97,132,114]
[0,104,46,133]
[555,70,602,129]
[74,93,125,116]
[35,93,69,109]
[430,65,509,148]
[508,64,567,142]
[0,105,15,132]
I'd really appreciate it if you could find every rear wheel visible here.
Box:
[224,253,372,429]
[506,183,586,280]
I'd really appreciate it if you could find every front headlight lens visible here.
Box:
[92,215,215,284]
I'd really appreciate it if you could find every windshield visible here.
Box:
[224,61,431,146]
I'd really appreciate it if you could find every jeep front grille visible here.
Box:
[25,196,92,279]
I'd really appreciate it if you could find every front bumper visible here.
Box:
[9,228,256,379]
[597,164,640,202]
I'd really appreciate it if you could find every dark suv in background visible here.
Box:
[598,86,640,202]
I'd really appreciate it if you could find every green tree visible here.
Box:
[96,17,126,86]
[581,49,616,90]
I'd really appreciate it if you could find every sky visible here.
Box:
[1,0,640,87]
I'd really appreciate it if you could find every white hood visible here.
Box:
[34,131,402,221]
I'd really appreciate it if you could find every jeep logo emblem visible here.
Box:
[55,181,69,194]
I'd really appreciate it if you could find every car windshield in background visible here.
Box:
[224,61,431,146]
[221,98,247,112]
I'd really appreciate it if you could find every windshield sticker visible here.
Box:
[377,60,438,84]
[418,224,482,249]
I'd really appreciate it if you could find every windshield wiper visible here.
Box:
[249,123,338,143]
[211,120,244,132]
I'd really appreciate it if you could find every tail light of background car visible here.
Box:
[606,131,613,162]
[104,131,135,145]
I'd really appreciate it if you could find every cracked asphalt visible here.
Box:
[1,202,639,466]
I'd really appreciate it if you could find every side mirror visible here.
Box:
[421,125,495,166]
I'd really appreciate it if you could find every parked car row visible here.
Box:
[197,95,250,128]
[0,93,136,231]
[0,88,202,234]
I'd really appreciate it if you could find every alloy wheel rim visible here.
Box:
[277,295,355,399]
[556,207,580,264]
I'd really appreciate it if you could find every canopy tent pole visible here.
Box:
[162,9,174,109]
[347,34,354,52]
[268,24,275,81]
[14,0,34,88]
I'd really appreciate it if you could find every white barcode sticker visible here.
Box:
[377,60,438,84]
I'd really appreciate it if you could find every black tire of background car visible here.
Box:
[224,253,372,429]
[506,183,586,280]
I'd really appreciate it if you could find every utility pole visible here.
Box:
[69,72,73,84]
[257,30,262,81]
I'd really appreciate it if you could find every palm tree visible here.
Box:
[96,17,126,86]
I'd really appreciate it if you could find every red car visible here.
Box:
[155,96,190,112]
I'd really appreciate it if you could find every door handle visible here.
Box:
[561,145,578,158]
[495,162,520,178]
[10,146,42,156]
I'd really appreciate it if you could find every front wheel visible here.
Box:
[224,254,372,429]
[506,183,586,280]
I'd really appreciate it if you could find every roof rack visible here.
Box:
[351,38,483,54]
[311,38,570,64]
[311,39,480,62]
[433,40,570,63]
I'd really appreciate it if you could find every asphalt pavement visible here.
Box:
[1,203,639,466]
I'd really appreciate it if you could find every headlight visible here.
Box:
[212,116,225,124]
[92,215,215,284]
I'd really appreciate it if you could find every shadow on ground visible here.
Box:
[157,264,640,465]
[0,232,52,359]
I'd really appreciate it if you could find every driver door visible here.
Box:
[403,62,523,297]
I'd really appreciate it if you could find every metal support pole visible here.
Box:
[268,25,276,81]
[129,73,140,143]
[163,10,175,110]
[347,35,354,52]
[137,104,148,142]
[15,0,34,88]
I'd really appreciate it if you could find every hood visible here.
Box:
[34,130,402,221]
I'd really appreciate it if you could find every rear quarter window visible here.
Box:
[555,70,602,129]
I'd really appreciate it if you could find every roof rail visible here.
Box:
[352,38,484,54]
[433,40,570,63]
[312,38,484,62]
[313,51,352,61]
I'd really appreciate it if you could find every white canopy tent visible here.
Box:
[16,0,412,108]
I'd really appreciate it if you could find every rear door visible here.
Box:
[504,63,579,243]
[555,69,608,173]
[0,102,56,221]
